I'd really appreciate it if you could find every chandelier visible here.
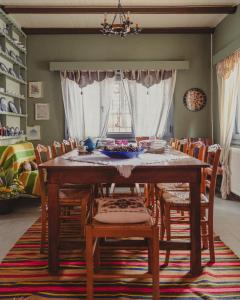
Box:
[100,0,141,37]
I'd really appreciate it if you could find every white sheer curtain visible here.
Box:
[61,76,85,140]
[123,70,176,137]
[236,92,240,134]
[217,54,240,199]
[60,74,115,140]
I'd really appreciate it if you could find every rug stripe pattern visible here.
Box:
[0,220,240,299]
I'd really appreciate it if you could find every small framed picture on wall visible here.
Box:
[29,81,43,98]
[35,103,50,120]
[27,125,41,140]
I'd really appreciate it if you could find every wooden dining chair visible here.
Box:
[156,142,206,194]
[52,141,65,158]
[86,194,159,300]
[62,139,74,153]
[68,137,77,148]
[158,144,221,264]
[35,144,92,253]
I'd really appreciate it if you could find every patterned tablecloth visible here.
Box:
[64,149,191,178]
[0,142,40,196]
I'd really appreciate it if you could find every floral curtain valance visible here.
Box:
[216,50,240,79]
[60,70,173,89]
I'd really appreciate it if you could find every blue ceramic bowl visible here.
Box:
[100,149,144,159]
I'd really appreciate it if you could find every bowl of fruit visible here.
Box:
[100,145,144,159]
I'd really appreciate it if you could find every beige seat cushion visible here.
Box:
[162,190,208,207]
[156,182,189,191]
[94,196,151,224]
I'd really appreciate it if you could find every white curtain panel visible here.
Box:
[217,61,240,199]
[61,75,115,140]
[99,77,116,137]
[60,76,85,141]
[236,91,240,134]
[124,70,176,137]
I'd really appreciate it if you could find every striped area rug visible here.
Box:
[0,220,240,299]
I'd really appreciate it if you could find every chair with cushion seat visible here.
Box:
[35,144,92,253]
[158,144,221,264]
[85,195,159,300]
[156,141,206,193]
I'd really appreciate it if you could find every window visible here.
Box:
[232,87,240,145]
[107,81,132,133]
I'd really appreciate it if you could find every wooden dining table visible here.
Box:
[39,148,208,276]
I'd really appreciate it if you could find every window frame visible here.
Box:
[107,79,134,137]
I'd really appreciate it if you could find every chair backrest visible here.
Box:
[187,141,206,161]
[35,144,52,164]
[204,144,221,209]
[63,139,74,153]
[176,139,188,153]
[35,144,53,197]
[68,138,77,148]
[52,141,65,158]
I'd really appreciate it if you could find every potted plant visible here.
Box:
[0,168,25,214]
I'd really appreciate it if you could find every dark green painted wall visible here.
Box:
[27,34,211,145]
[213,5,240,143]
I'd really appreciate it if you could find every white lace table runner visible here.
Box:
[63,150,191,178]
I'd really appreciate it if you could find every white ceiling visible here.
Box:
[9,14,227,28]
[1,0,239,29]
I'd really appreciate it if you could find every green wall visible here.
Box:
[213,5,240,55]
[27,34,211,145]
[213,5,240,143]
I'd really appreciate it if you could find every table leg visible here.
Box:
[189,171,202,276]
[48,183,59,274]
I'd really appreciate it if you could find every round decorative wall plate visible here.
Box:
[183,88,207,112]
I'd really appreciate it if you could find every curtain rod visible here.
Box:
[49,61,189,71]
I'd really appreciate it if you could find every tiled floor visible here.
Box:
[0,196,240,262]
[214,196,240,257]
[0,198,40,262]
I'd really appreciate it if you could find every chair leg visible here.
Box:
[86,225,94,300]
[164,204,171,265]
[94,238,101,271]
[208,218,215,263]
[147,238,153,273]
[80,193,89,238]
[135,183,141,195]
[130,186,135,195]
[201,220,208,249]
[159,196,165,240]
[110,183,115,195]
[40,198,47,253]
[152,226,160,300]
[201,210,208,250]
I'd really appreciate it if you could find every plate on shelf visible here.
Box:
[8,50,17,60]
[0,97,8,112]
[14,127,20,135]
[8,101,18,114]
[0,62,8,73]
[18,73,24,81]
[8,68,18,78]
[16,56,23,64]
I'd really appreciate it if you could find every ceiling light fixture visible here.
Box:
[100,0,141,37]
